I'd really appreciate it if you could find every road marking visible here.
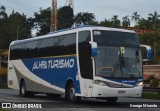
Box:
[3,99,22,102]
[63,104,95,111]
[70,108,95,111]
[62,104,80,107]
[27,99,44,102]
[6,97,19,99]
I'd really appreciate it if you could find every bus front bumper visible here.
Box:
[92,84,142,98]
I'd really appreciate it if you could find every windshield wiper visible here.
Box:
[119,49,134,78]
[119,51,124,77]
[136,50,140,63]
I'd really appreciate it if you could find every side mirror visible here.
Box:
[89,41,97,58]
[140,44,152,61]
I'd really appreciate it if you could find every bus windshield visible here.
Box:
[93,30,142,78]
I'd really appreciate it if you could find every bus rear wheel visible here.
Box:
[66,83,81,102]
[106,97,118,104]
[19,81,28,97]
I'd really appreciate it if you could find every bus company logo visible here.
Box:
[32,59,75,71]
[2,103,11,108]
[94,31,101,36]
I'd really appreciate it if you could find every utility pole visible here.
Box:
[50,0,57,32]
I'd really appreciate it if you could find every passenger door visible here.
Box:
[78,31,93,97]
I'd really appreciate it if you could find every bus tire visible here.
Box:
[66,82,81,102]
[106,97,118,104]
[19,80,28,97]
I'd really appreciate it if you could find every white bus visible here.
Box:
[8,26,152,103]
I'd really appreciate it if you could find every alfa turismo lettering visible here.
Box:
[32,59,74,71]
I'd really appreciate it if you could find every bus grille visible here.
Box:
[107,82,134,88]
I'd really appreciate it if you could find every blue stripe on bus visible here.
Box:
[107,78,143,85]
[22,55,81,94]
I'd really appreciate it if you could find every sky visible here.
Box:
[0,0,160,22]
[1,0,160,32]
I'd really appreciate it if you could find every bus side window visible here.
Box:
[78,31,93,79]
[10,45,15,60]
[27,41,38,58]
[14,44,21,59]
[60,33,76,55]
[37,38,55,57]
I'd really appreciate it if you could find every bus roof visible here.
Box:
[10,25,136,46]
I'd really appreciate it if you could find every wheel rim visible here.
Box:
[69,87,75,100]
[21,84,25,95]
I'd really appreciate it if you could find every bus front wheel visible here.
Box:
[66,83,81,102]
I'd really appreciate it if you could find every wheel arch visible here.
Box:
[19,78,25,86]
[65,78,74,93]
[65,78,81,102]
[19,78,25,88]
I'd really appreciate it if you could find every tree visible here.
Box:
[0,5,5,11]
[148,11,160,27]
[0,5,7,19]
[131,12,140,26]
[122,15,130,28]
[74,12,83,26]
[33,6,74,35]
[74,12,95,26]
[138,18,151,30]
[57,6,74,30]
[0,9,32,49]
[148,11,160,62]
[34,7,51,36]
[99,19,112,27]
[88,21,99,26]
[111,15,121,28]
[0,5,8,48]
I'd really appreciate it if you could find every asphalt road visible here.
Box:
[0,89,160,111]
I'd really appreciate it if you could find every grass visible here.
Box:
[142,91,160,100]
[0,109,12,111]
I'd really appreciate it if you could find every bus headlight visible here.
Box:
[94,80,108,86]
[135,82,143,87]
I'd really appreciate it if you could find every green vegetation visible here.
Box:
[57,6,74,30]
[33,7,51,36]
[74,12,95,26]
[142,91,160,100]
[0,109,10,111]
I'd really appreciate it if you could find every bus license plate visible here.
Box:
[118,91,126,94]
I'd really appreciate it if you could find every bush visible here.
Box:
[150,79,160,88]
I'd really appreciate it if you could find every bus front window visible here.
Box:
[93,30,142,78]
